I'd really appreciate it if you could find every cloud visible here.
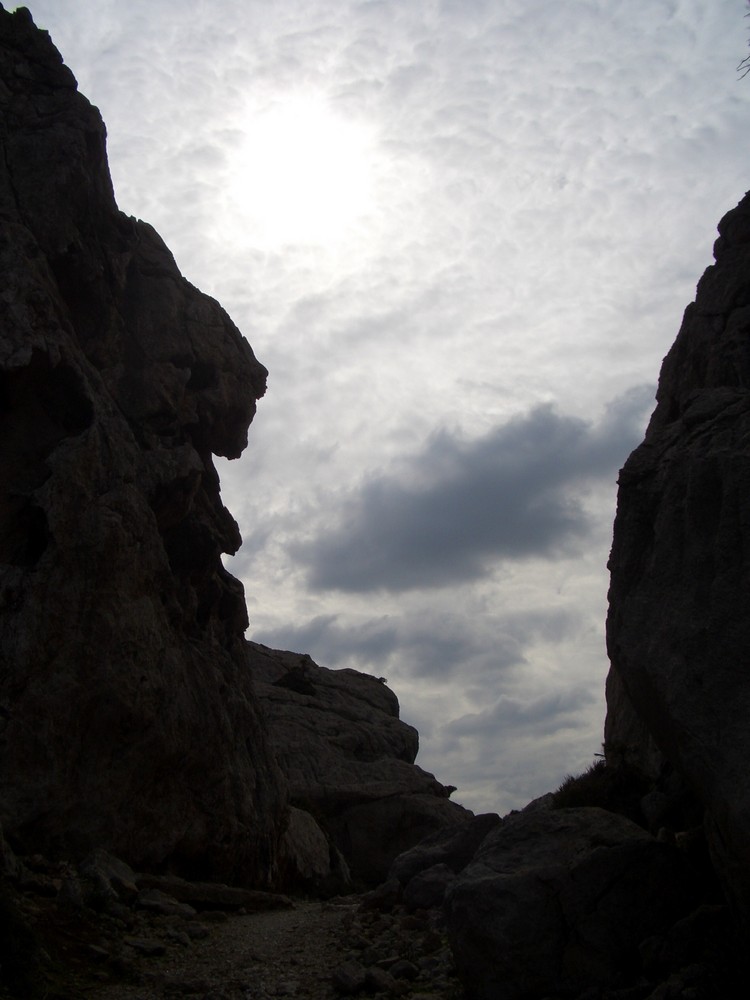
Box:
[256,611,521,680]
[290,386,652,593]
[427,691,604,814]
[445,685,598,740]
[254,603,580,685]
[256,613,400,667]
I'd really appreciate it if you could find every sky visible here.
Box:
[17,0,750,815]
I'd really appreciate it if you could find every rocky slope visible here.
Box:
[250,643,469,888]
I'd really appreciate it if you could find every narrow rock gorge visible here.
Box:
[3,4,750,1000]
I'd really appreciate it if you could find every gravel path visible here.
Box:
[88,899,356,1000]
[80,892,464,1000]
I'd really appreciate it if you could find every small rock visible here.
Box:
[389,959,419,981]
[165,927,192,947]
[403,863,455,911]
[57,875,85,910]
[419,930,443,955]
[399,914,427,932]
[359,878,401,912]
[137,887,197,919]
[365,966,398,994]
[80,850,139,902]
[273,982,300,996]
[103,899,132,921]
[123,936,167,957]
[332,959,368,995]
[374,955,402,969]
[362,943,389,965]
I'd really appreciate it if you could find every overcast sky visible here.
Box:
[19,0,750,815]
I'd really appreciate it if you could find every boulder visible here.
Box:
[402,863,455,911]
[444,806,696,1000]
[133,873,293,911]
[279,806,352,896]
[249,642,470,884]
[390,812,501,887]
[605,190,750,920]
[0,6,285,883]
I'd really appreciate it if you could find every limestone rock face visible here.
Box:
[0,6,285,883]
[249,642,470,885]
[605,191,750,918]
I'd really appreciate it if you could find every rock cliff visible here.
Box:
[0,4,285,884]
[605,189,750,923]
[438,197,750,998]
[0,5,471,900]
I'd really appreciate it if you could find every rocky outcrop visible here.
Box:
[249,642,471,886]
[0,6,285,883]
[444,805,697,1000]
[605,190,750,921]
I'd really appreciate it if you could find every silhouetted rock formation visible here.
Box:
[606,190,750,924]
[444,805,696,1000]
[5,6,750,997]
[0,7,472,907]
[250,643,470,887]
[423,196,750,999]
[0,5,285,884]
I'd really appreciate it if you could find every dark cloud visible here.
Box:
[254,605,578,683]
[291,385,653,593]
[255,614,400,668]
[445,685,598,740]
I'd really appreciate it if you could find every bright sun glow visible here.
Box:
[227,95,376,249]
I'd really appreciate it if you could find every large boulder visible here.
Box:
[606,190,750,920]
[0,6,286,883]
[390,811,501,886]
[249,642,470,884]
[444,806,696,1000]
